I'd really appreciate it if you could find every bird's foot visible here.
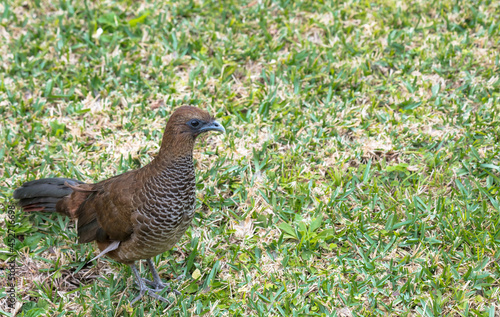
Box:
[142,277,182,295]
[130,262,178,304]
[142,278,170,292]
[130,285,171,304]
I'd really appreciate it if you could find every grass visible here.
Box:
[0,0,499,315]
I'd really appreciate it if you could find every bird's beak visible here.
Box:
[199,120,225,134]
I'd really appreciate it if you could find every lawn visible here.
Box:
[1,0,499,316]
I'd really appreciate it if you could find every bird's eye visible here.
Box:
[188,119,200,128]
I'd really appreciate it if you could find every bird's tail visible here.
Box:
[13,178,84,213]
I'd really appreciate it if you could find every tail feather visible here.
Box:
[17,197,61,206]
[14,178,84,212]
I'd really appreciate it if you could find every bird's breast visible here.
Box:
[127,159,196,258]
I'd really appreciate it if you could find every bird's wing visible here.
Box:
[55,182,96,219]
[76,171,138,244]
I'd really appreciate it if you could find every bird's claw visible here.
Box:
[130,286,171,305]
[142,278,167,291]
[142,278,182,295]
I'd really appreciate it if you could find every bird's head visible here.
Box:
[167,106,225,137]
[159,106,225,158]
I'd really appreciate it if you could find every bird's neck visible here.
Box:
[157,131,196,160]
[148,136,195,177]
[145,129,197,184]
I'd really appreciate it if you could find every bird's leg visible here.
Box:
[130,263,170,304]
[143,258,168,290]
[143,258,182,295]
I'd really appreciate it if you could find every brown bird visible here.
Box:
[13,106,225,303]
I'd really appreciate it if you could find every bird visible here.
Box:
[13,106,225,304]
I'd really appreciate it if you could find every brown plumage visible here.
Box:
[13,106,225,303]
